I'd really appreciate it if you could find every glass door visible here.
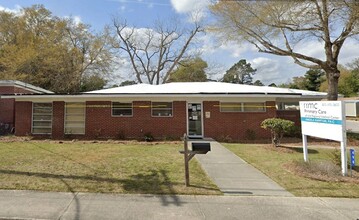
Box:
[188,103,203,137]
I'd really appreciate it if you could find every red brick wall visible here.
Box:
[14,102,32,136]
[0,86,15,94]
[13,100,303,141]
[0,99,15,124]
[276,110,301,126]
[0,85,40,129]
[203,101,277,141]
[85,101,187,139]
[14,87,37,94]
[0,87,16,127]
[52,102,65,139]
[0,86,37,95]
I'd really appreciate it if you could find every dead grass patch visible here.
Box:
[286,161,359,184]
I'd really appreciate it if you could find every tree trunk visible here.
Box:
[326,69,340,101]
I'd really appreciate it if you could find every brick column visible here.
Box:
[52,101,65,139]
[14,101,32,136]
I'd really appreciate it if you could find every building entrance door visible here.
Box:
[187,103,203,137]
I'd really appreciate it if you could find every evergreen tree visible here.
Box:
[222,59,256,84]
[253,80,264,86]
[304,69,325,91]
[168,58,208,82]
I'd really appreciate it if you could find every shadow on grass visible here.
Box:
[0,168,184,206]
[27,142,98,173]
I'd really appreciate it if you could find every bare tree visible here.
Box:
[211,0,359,100]
[64,19,114,91]
[113,17,202,84]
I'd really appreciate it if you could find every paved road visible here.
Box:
[0,190,358,220]
[346,120,359,133]
[195,141,292,196]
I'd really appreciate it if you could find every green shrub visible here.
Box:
[285,125,301,138]
[261,118,295,147]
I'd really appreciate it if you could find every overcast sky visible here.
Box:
[1,0,358,85]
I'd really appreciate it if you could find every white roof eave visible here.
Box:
[2,93,325,101]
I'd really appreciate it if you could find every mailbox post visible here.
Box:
[180,133,211,187]
[184,134,190,187]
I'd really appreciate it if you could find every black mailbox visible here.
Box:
[191,142,211,154]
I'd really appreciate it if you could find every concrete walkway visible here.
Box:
[195,141,293,196]
[1,190,359,220]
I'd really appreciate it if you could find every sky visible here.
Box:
[0,0,358,86]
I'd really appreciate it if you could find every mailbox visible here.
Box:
[192,142,211,154]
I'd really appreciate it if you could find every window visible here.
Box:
[112,102,133,116]
[243,102,265,112]
[65,103,85,134]
[220,102,266,112]
[32,103,52,134]
[152,102,172,117]
[220,103,242,112]
[278,102,300,110]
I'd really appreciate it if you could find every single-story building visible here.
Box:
[0,80,53,134]
[5,82,327,140]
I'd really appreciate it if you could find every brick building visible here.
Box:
[0,80,53,134]
[6,82,326,140]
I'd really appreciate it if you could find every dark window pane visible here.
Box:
[152,102,172,117]
[112,102,133,116]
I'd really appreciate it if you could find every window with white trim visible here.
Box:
[220,102,266,112]
[112,102,133,116]
[32,103,52,134]
[152,102,172,117]
[277,102,300,110]
[65,102,85,134]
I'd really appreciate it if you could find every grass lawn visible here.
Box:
[0,140,220,195]
[224,143,359,198]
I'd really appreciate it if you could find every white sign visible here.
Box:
[299,101,347,176]
[300,101,344,141]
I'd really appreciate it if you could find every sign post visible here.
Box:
[300,101,347,176]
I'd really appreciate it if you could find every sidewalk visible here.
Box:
[1,190,358,220]
[195,141,293,196]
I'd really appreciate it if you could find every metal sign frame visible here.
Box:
[300,101,347,176]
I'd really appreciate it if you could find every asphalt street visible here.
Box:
[1,190,359,220]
